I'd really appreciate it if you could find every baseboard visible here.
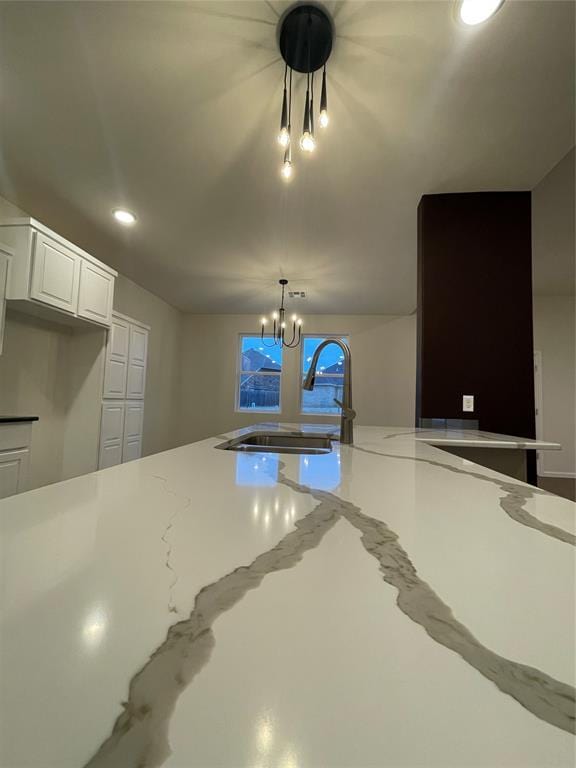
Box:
[538,471,576,479]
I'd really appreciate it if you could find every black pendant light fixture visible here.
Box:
[276,4,333,180]
[260,279,303,348]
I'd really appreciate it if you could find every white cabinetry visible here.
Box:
[77,260,114,326]
[98,312,149,469]
[0,243,11,355]
[0,218,116,328]
[29,231,81,314]
[0,422,34,499]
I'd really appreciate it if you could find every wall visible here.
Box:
[416,192,537,485]
[178,314,416,444]
[532,148,575,478]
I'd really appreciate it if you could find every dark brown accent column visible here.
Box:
[416,192,537,484]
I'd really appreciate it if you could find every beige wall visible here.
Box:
[532,148,576,478]
[178,314,417,444]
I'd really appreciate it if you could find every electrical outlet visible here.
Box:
[462,395,474,412]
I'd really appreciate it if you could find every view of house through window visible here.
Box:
[301,336,349,414]
[237,336,282,412]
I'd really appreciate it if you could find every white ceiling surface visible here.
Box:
[0,1,574,314]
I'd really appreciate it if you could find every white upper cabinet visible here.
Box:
[77,260,114,325]
[30,232,81,314]
[0,218,117,327]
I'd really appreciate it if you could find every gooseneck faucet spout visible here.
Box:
[302,338,356,444]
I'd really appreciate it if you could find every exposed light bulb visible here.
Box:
[319,109,329,128]
[281,159,293,180]
[459,0,504,25]
[297,318,303,326]
[272,311,278,320]
[280,145,293,181]
[300,132,316,152]
[278,127,290,148]
[291,314,297,322]
[281,321,286,329]
[261,317,268,325]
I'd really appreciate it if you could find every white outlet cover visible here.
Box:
[463,395,474,412]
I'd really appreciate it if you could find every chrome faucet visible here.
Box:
[302,338,356,444]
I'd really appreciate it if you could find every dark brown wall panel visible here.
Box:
[416,192,536,462]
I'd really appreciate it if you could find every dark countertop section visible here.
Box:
[0,416,39,423]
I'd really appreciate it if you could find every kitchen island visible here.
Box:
[0,425,574,767]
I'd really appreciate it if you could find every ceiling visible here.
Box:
[0,1,574,314]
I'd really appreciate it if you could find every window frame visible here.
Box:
[235,333,283,414]
[298,334,350,416]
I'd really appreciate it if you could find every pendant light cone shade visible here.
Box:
[300,88,316,152]
[281,146,293,180]
[319,69,329,128]
[278,87,290,147]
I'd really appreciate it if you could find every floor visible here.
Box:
[539,475,576,502]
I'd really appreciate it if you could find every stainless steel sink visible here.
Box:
[215,431,334,455]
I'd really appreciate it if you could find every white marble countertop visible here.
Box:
[0,425,574,768]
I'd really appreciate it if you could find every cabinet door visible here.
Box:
[0,248,9,355]
[123,402,144,462]
[0,449,30,499]
[126,326,148,399]
[99,441,123,470]
[30,232,80,314]
[77,260,114,326]
[98,402,125,470]
[103,318,129,398]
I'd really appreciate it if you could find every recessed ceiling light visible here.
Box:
[459,0,504,25]
[112,208,136,225]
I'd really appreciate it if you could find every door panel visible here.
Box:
[30,233,80,313]
[109,319,129,359]
[124,402,144,440]
[0,248,9,355]
[129,327,148,364]
[126,326,148,399]
[100,402,125,443]
[77,261,113,326]
[99,441,123,469]
[103,359,128,399]
[122,438,142,463]
[126,364,146,399]
[0,449,29,499]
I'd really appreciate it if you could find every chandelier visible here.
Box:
[276,4,333,181]
[260,279,303,348]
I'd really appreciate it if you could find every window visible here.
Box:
[237,335,282,412]
[301,336,349,414]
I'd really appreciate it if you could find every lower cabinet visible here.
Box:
[0,423,33,499]
[98,400,144,469]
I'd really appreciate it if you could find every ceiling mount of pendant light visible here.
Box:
[276,4,333,179]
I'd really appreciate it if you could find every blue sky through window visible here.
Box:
[302,337,347,373]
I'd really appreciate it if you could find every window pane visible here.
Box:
[241,336,282,372]
[301,336,348,414]
[302,337,346,374]
[302,379,344,414]
[239,373,280,412]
